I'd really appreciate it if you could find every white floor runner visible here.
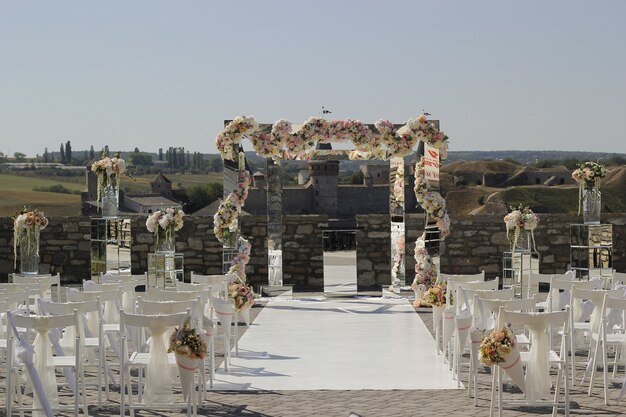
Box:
[213,298,461,390]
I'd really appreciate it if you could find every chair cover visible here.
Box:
[7,312,54,417]
[522,314,553,401]
[143,315,176,406]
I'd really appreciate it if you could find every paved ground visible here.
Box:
[4,294,626,416]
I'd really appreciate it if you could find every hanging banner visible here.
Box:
[423,143,440,191]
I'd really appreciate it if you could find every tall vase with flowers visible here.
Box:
[13,208,48,275]
[503,205,539,252]
[91,153,126,217]
[572,162,606,224]
[146,207,185,253]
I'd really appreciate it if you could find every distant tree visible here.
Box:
[129,152,153,166]
[171,148,178,168]
[89,145,95,160]
[0,151,7,163]
[103,145,110,157]
[158,148,163,161]
[83,150,88,162]
[186,183,223,212]
[14,152,26,162]
[60,144,66,164]
[65,140,72,163]
[43,147,50,163]
[134,147,140,153]
[207,155,222,172]
[185,151,191,169]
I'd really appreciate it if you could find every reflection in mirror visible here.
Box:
[267,158,283,286]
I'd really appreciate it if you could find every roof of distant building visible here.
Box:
[151,172,172,184]
[193,199,250,217]
[125,195,180,206]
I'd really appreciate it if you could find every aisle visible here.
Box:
[213,298,461,390]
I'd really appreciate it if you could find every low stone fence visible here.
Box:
[1,213,625,290]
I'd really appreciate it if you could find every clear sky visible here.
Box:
[1,0,625,157]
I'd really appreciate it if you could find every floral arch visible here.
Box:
[213,114,450,293]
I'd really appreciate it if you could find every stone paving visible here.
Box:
[3,300,626,416]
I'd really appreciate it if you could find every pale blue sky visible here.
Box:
[1,1,625,157]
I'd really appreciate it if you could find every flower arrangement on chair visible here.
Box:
[421,282,449,307]
[503,205,539,252]
[479,326,525,391]
[227,281,256,312]
[146,207,185,253]
[13,208,48,270]
[168,316,207,400]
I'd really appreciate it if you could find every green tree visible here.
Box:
[89,145,95,160]
[60,143,66,164]
[43,147,50,163]
[14,152,26,162]
[129,152,153,166]
[186,183,223,212]
[158,148,163,161]
[65,140,72,164]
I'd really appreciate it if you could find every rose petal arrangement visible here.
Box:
[216,114,449,161]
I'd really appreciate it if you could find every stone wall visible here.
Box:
[0,217,91,283]
[281,215,326,292]
[440,214,626,280]
[356,214,391,294]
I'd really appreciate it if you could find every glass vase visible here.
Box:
[156,229,176,253]
[20,229,40,275]
[101,184,119,218]
[510,229,531,252]
[583,187,601,224]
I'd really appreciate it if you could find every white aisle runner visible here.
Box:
[214,298,461,390]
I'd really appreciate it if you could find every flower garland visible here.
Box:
[392,163,405,208]
[503,205,539,252]
[90,154,126,205]
[227,236,251,281]
[216,115,259,161]
[217,114,448,161]
[572,161,607,215]
[479,326,517,367]
[146,207,185,249]
[391,233,405,281]
[13,208,48,268]
[412,235,437,287]
[213,168,251,244]
[414,157,450,239]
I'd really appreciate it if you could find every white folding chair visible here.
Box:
[611,271,626,288]
[6,309,88,417]
[588,294,626,404]
[492,307,570,417]
[0,283,40,312]
[190,272,227,298]
[39,298,108,407]
[527,272,554,311]
[210,296,235,371]
[119,310,197,417]
[569,287,624,387]
[12,273,61,301]
[471,297,535,406]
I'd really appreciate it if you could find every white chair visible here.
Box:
[39,298,108,407]
[588,294,626,404]
[492,307,570,417]
[546,277,590,313]
[210,296,235,371]
[527,272,554,311]
[119,310,197,417]
[84,279,138,315]
[6,309,88,417]
[471,296,535,406]
[611,271,626,288]
[0,283,41,312]
[190,272,227,298]
[12,273,61,301]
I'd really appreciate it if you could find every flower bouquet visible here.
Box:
[572,161,606,223]
[217,115,259,161]
[168,317,207,400]
[227,281,255,312]
[91,153,126,216]
[13,208,48,273]
[146,207,185,253]
[503,205,538,252]
[479,326,525,392]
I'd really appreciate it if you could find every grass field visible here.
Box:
[0,172,223,216]
[0,174,83,216]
